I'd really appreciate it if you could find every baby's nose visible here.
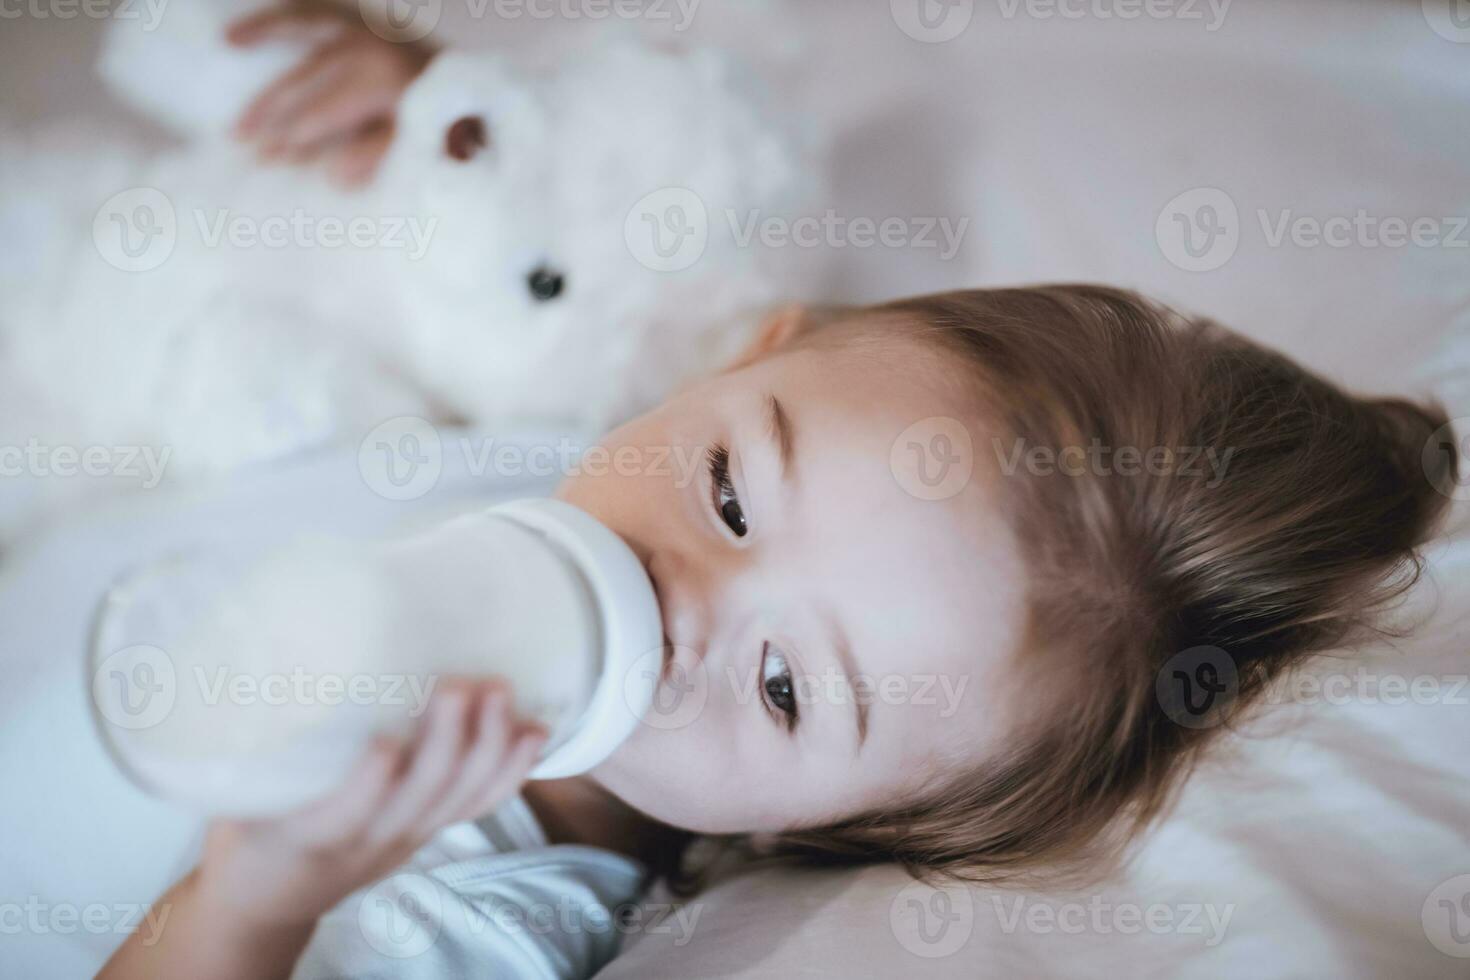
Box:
[645,549,708,656]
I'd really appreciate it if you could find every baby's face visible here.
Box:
[557,330,1029,834]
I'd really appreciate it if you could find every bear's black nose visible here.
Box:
[527,266,565,301]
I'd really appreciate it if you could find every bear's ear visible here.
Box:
[446,115,489,162]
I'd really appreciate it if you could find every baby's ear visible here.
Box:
[730,304,809,368]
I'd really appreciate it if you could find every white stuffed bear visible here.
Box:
[0,3,823,536]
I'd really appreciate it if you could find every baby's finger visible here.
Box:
[447,723,548,826]
[227,6,348,48]
[416,682,515,829]
[236,52,340,140]
[281,735,406,846]
[327,123,396,186]
[277,73,397,155]
[365,684,472,845]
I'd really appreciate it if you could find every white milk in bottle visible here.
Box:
[89,499,662,816]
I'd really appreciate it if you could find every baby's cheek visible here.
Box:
[869,709,973,804]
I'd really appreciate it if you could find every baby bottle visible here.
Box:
[88,499,662,816]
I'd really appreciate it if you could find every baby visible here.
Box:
[97,284,1456,979]
[97,8,1458,980]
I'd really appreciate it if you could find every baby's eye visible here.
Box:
[706,444,747,538]
[761,643,798,730]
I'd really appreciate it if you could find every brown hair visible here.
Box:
[693,284,1457,887]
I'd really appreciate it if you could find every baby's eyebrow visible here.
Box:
[766,393,797,481]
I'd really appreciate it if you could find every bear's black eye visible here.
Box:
[527,266,565,301]
[446,115,488,162]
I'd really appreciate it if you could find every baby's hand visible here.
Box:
[195,678,546,930]
[227,1,435,186]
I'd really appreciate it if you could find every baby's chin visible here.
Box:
[588,739,714,834]
[590,750,795,838]
[586,727,658,806]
